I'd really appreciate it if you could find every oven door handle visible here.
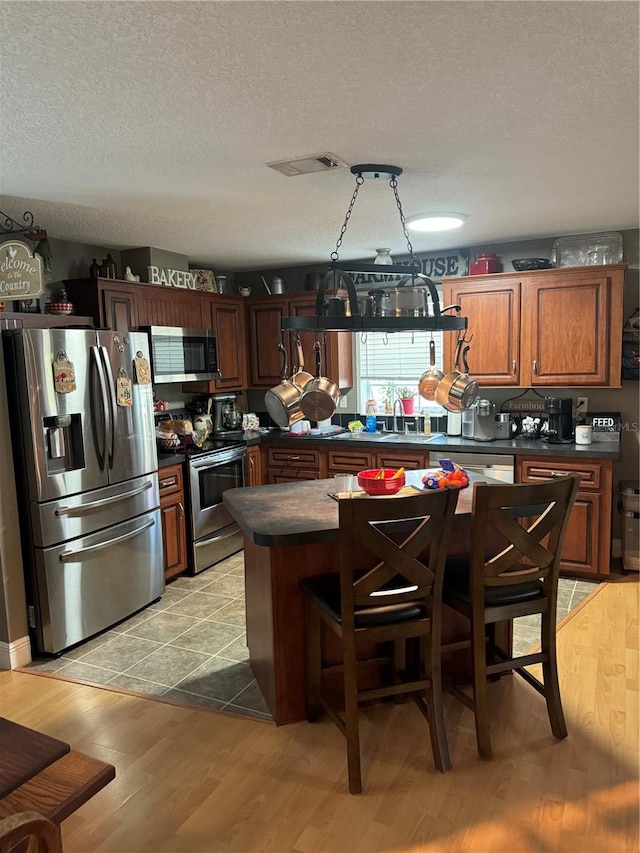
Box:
[189,451,246,471]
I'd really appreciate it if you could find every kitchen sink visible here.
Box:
[330,432,445,444]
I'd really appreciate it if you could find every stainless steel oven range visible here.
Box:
[186,440,246,574]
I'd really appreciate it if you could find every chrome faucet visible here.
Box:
[392,399,403,433]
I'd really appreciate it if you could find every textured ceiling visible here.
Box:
[1,1,638,270]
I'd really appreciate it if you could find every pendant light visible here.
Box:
[280,164,468,335]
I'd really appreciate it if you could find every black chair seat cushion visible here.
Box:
[443,556,543,606]
[300,573,425,627]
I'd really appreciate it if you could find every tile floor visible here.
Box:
[24,555,597,721]
[25,551,272,721]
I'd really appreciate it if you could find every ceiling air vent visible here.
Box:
[266,153,349,177]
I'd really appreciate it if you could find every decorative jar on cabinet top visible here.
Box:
[470,252,502,275]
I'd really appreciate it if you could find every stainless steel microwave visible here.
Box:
[142,326,217,384]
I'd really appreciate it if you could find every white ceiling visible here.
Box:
[1,1,638,271]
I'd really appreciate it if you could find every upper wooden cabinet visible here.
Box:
[246,293,353,389]
[64,278,139,331]
[209,297,247,390]
[441,278,520,384]
[443,264,625,387]
[185,296,248,393]
[137,286,205,329]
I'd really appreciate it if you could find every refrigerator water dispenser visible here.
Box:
[43,413,84,473]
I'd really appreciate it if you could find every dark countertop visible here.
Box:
[224,470,482,548]
[157,452,187,468]
[257,430,621,459]
[157,429,620,467]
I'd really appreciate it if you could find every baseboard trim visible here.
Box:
[0,635,32,670]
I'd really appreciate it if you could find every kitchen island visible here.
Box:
[224,471,505,724]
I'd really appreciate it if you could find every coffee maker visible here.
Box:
[462,399,497,442]
[212,393,243,434]
[544,397,574,443]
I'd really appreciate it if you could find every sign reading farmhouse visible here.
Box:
[148,265,197,289]
[0,240,44,299]
[352,249,469,288]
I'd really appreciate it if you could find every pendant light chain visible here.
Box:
[390,176,420,273]
[331,174,364,262]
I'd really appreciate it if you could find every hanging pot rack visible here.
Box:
[280,164,468,334]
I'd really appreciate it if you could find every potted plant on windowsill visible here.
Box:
[382,381,396,414]
[396,387,416,415]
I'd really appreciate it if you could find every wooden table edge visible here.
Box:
[0,750,115,824]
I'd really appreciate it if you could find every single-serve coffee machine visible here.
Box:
[212,393,243,434]
[462,399,497,442]
[544,397,574,443]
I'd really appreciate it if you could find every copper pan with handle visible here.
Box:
[291,333,313,392]
[264,342,305,428]
[418,338,444,401]
[434,340,479,412]
[300,341,340,421]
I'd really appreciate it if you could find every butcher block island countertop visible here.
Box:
[224,472,504,725]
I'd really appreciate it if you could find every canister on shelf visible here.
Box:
[470,252,502,275]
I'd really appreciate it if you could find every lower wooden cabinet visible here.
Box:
[265,445,324,483]
[158,464,188,582]
[246,445,263,486]
[516,456,613,578]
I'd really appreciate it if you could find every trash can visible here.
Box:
[619,480,640,572]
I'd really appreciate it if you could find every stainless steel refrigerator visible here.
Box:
[2,328,164,655]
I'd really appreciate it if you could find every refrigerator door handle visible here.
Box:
[99,345,117,469]
[58,518,156,562]
[55,480,153,516]
[90,345,108,470]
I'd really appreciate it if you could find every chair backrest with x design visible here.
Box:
[469,474,581,599]
[338,487,460,628]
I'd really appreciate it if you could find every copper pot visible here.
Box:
[434,341,479,413]
[264,343,304,428]
[300,342,340,421]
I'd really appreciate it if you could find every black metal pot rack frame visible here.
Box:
[281,267,468,333]
[280,163,468,334]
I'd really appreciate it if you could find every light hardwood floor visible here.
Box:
[0,579,637,853]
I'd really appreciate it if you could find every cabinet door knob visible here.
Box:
[512,359,517,374]
[177,502,185,519]
[532,359,539,375]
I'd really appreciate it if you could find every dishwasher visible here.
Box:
[428,452,515,484]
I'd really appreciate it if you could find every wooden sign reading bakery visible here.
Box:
[148,265,198,289]
[147,266,218,292]
[0,239,44,298]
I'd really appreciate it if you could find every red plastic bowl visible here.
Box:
[358,469,406,496]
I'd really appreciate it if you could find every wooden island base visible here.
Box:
[240,498,510,726]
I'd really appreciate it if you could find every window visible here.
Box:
[356,329,447,416]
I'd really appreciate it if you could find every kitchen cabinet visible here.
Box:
[326,447,428,475]
[158,464,188,582]
[443,264,625,387]
[137,285,205,329]
[327,447,374,476]
[182,296,248,393]
[246,294,353,390]
[516,456,613,578]
[246,445,263,486]
[63,277,205,332]
[265,445,325,483]
[64,278,139,331]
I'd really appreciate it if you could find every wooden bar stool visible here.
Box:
[442,473,580,759]
[300,486,459,794]
[0,811,62,852]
